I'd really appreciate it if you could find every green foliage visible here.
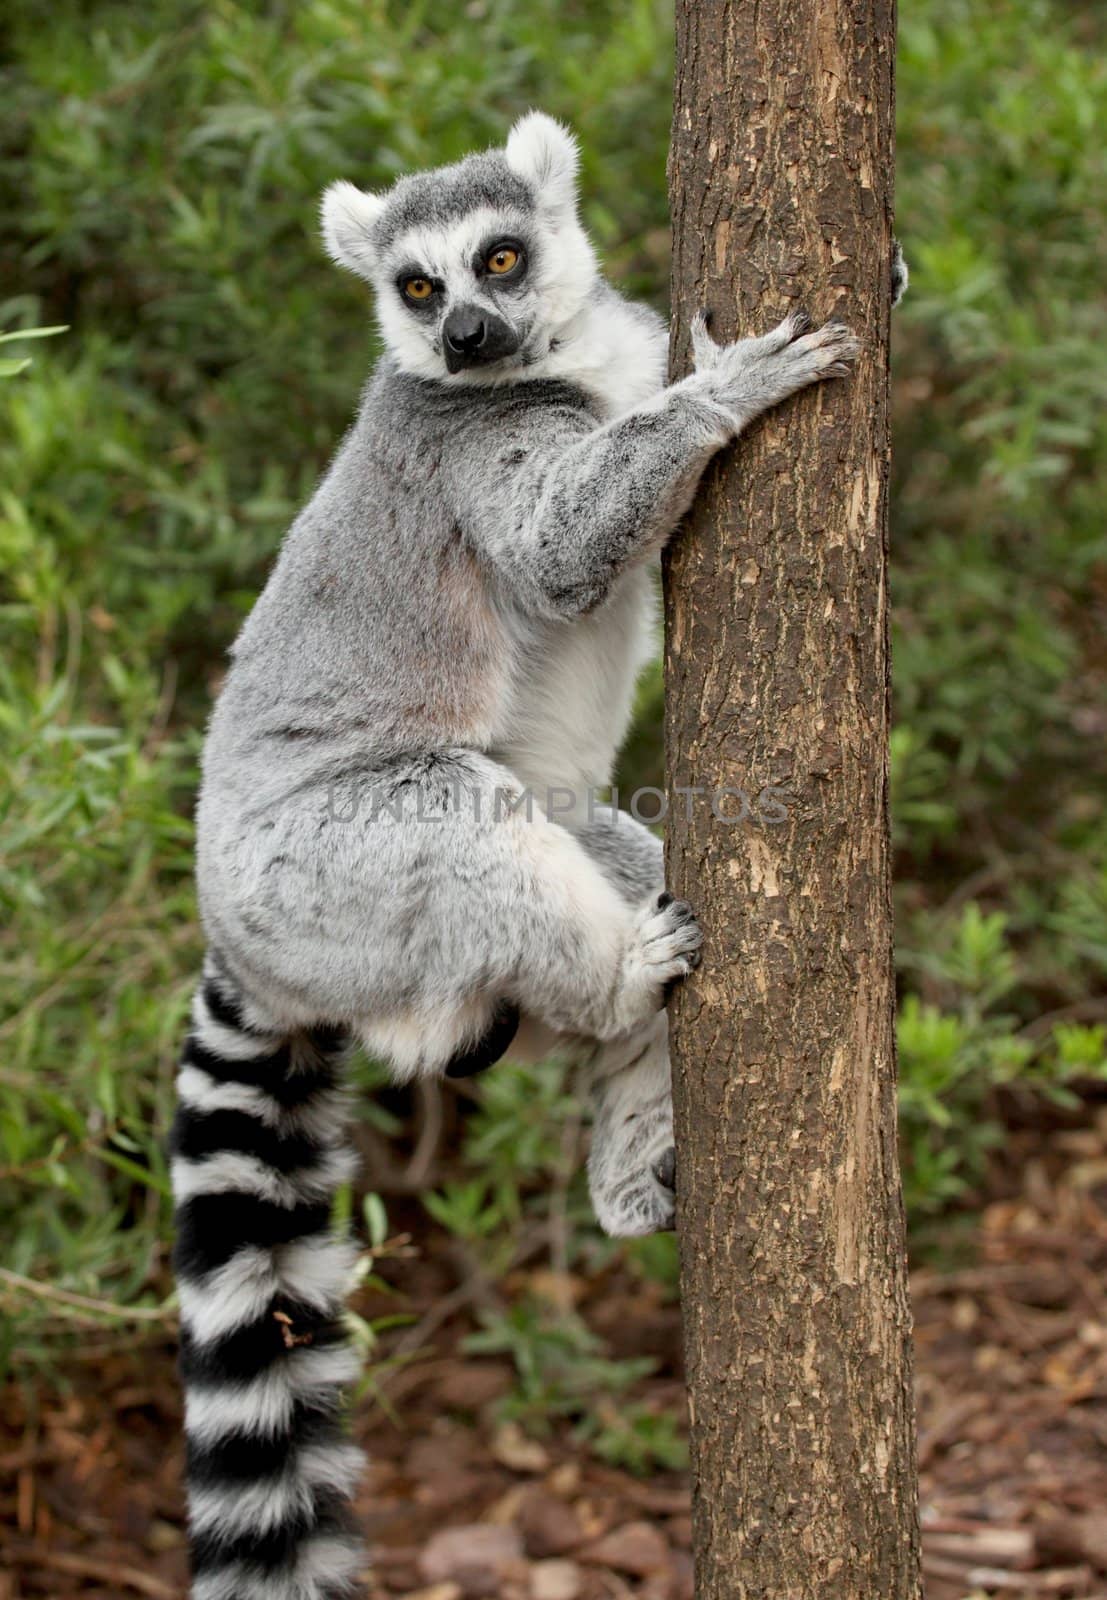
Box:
[887,0,1107,1209]
[343,1194,422,1397]
[584,1401,688,1476]
[465,1299,653,1429]
[897,902,1107,1215]
[2,0,1106,1395]
[0,324,67,379]
[892,1,1107,878]
[0,0,672,1358]
[422,1058,590,1277]
[464,1298,685,1473]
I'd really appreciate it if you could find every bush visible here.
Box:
[2,0,1105,1359]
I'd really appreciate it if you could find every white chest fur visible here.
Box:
[543,294,669,419]
[489,293,667,810]
[492,564,657,808]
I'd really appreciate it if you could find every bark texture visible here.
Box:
[663,4,920,1597]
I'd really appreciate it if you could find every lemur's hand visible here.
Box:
[690,309,860,429]
[891,239,909,307]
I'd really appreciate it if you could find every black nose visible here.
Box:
[443,308,487,357]
[442,306,520,373]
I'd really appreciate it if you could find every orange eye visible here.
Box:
[486,246,519,275]
[403,277,433,301]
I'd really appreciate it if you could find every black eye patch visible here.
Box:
[475,237,528,285]
[396,270,443,309]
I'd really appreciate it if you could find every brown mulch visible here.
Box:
[915,1116,1107,1600]
[3,1114,1107,1600]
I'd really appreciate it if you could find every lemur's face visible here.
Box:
[375,200,542,378]
[321,114,597,383]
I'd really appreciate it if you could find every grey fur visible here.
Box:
[174,111,860,1598]
[197,300,856,1062]
[367,152,536,253]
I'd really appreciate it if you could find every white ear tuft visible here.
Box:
[320,180,386,280]
[505,111,579,213]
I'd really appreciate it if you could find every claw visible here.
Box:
[652,1148,677,1193]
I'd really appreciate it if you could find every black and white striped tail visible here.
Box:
[171,957,365,1600]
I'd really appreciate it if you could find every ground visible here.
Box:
[3,1114,1107,1600]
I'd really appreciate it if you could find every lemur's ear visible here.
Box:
[320,180,386,280]
[505,112,579,214]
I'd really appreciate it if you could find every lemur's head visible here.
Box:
[321,113,596,383]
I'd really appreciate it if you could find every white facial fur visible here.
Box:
[320,113,600,387]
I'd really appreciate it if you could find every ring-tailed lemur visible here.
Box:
[171,112,860,1599]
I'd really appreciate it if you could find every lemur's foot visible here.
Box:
[589,1100,677,1237]
[615,891,701,1026]
[647,891,702,967]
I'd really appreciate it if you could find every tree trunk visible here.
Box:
[663,4,920,1598]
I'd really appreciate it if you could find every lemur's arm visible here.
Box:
[466,312,858,618]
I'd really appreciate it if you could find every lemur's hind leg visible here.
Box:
[586,1009,676,1235]
[569,806,683,1236]
[207,753,700,1071]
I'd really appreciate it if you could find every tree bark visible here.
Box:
[663,4,920,1598]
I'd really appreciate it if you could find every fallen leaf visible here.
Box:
[420,1523,526,1598]
[491,1423,550,1475]
[580,1521,671,1577]
[530,1558,583,1600]
[518,1490,585,1557]
[434,1364,514,1412]
[485,1484,530,1526]
[545,1463,581,1497]
[526,1271,585,1311]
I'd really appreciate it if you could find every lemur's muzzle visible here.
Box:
[442,305,520,374]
